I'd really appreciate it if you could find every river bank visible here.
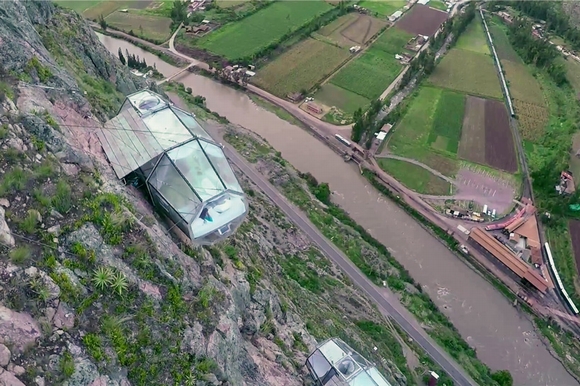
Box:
[96,32,578,386]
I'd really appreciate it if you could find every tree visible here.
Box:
[98,14,107,31]
[170,0,188,30]
[491,370,513,386]
[118,48,126,66]
[313,183,331,205]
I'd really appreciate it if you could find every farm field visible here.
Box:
[484,99,517,172]
[358,0,407,16]
[428,0,448,11]
[457,96,517,172]
[54,0,153,19]
[315,13,388,48]
[329,48,402,100]
[53,0,103,13]
[105,11,172,42]
[488,22,522,63]
[327,27,412,102]
[216,0,251,8]
[487,18,549,142]
[396,4,447,36]
[197,0,333,60]
[251,38,350,98]
[458,96,487,165]
[371,26,414,54]
[428,90,465,154]
[428,49,503,99]
[387,87,459,177]
[314,84,371,115]
[455,15,490,55]
[377,158,452,195]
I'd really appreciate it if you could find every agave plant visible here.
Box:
[111,271,129,296]
[92,266,113,291]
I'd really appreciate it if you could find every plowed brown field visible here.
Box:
[458,96,486,165]
[396,5,448,36]
[484,100,517,172]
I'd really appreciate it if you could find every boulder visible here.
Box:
[0,207,14,248]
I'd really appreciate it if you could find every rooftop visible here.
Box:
[306,338,392,386]
[97,90,247,244]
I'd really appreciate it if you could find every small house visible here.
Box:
[389,10,403,22]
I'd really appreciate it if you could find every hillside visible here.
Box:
[0,1,414,385]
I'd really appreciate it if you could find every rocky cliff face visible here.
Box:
[0,1,411,385]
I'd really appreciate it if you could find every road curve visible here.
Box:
[203,126,477,386]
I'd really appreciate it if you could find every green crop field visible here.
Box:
[314,83,371,114]
[371,26,414,55]
[327,27,411,101]
[197,0,332,60]
[216,0,251,8]
[428,49,503,99]
[428,0,448,11]
[488,21,522,63]
[377,158,453,195]
[387,86,462,177]
[105,11,172,42]
[428,90,466,154]
[455,16,490,55]
[358,0,407,16]
[330,48,403,100]
[53,0,104,13]
[252,38,350,97]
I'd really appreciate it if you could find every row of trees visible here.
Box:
[118,48,149,71]
[497,1,580,52]
[351,3,478,146]
[398,3,475,92]
[350,99,382,144]
[504,18,567,85]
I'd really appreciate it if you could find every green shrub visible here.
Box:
[9,246,33,265]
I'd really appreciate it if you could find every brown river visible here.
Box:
[97,33,577,386]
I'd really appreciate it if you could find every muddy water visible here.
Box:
[97,33,577,386]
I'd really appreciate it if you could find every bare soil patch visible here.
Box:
[484,99,517,173]
[174,43,231,68]
[568,220,580,276]
[317,14,387,48]
[341,15,385,44]
[396,5,448,36]
[459,96,486,165]
[455,168,516,214]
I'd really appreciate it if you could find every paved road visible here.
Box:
[201,125,477,386]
